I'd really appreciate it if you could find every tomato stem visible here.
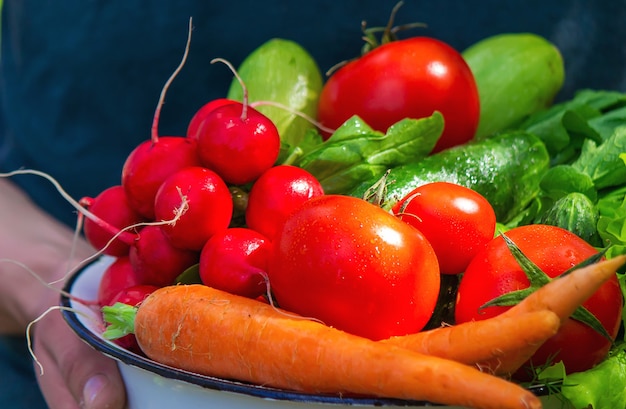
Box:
[326,1,426,76]
[360,1,426,54]
[362,169,393,208]
[250,100,336,135]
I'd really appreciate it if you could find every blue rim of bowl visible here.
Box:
[60,257,553,407]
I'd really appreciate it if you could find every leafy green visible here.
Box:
[520,89,626,165]
[503,90,626,253]
[539,165,597,202]
[521,99,600,163]
[572,126,626,189]
[175,263,202,285]
[552,345,626,409]
[597,186,626,260]
[101,302,138,340]
[589,105,626,141]
[291,112,444,194]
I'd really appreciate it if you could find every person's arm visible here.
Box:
[0,179,126,409]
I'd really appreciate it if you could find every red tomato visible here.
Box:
[317,37,480,152]
[268,195,441,340]
[392,182,496,275]
[455,224,623,376]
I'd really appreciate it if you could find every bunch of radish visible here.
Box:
[80,25,324,352]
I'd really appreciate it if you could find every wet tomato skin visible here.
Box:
[318,37,480,152]
[268,195,441,341]
[393,182,496,275]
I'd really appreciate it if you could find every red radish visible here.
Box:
[199,227,270,298]
[129,225,199,287]
[104,284,160,354]
[154,166,233,251]
[245,165,324,241]
[195,59,280,185]
[121,19,201,219]
[97,256,143,307]
[80,185,144,256]
[122,138,200,220]
[186,98,237,140]
[196,102,280,185]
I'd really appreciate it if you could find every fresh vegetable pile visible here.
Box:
[56,6,626,409]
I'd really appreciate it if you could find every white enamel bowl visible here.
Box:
[61,256,569,409]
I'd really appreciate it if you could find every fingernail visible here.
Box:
[83,374,108,409]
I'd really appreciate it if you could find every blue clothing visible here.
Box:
[2,1,626,408]
[0,336,47,407]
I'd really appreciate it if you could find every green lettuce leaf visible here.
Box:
[572,126,626,189]
[559,346,626,409]
[293,112,444,194]
[597,185,626,257]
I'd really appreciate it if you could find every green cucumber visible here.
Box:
[462,33,565,139]
[227,38,323,150]
[349,131,550,223]
[539,192,602,246]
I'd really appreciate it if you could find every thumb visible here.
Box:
[82,372,126,409]
[34,310,126,409]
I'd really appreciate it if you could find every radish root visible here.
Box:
[0,168,190,278]
[0,169,102,223]
[259,272,326,325]
[27,305,101,376]
[211,57,250,121]
[250,99,337,135]
[151,17,193,143]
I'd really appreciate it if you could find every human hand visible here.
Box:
[32,305,126,409]
[0,179,127,408]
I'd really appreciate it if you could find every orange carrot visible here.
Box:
[501,254,626,322]
[107,284,542,409]
[381,309,560,366]
[477,254,626,376]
